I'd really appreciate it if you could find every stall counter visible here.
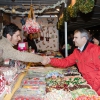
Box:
[4,64,31,100]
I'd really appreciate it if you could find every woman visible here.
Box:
[27,34,37,52]
[92,34,100,45]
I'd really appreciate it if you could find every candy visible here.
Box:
[22,18,40,34]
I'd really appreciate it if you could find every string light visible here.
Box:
[12,8,16,13]
[56,8,60,11]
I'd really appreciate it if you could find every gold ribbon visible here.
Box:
[28,5,35,20]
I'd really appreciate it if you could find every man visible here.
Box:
[92,34,100,45]
[44,28,100,95]
[0,23,47,63]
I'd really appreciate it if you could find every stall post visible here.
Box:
[64,3,68,57]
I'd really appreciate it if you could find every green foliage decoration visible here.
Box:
[67,0,79,18]
[57,17,64,30]
[79,0,95,14]
[63,8,70,21]
[57,22,60,30]
[57,0,95,30]
[57,8,70,29]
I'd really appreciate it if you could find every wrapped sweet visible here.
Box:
[75,95,100,100]
[64,76,87,87]
[21,76,46,86]
[0,67,17,85]
[11,88,44,100]
[0,71,5,94]
[68,84,91,91]
[45,70,64,88]
[12,95,43,100]
[63,66,80,76]
[43,89,72,100]
[45,70,68,92]
[70,88,98,99]
[45,70,64,79]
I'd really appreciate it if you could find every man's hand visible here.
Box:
[41,56,51,65]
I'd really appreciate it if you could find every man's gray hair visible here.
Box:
[74,28,89,40]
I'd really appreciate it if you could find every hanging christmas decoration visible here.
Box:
[79,0,95,14]
[22,5,40,34]
[63,8,70,21]
[57,0,95,30]
[67,0,79,18]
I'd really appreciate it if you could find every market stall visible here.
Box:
[0,52,99,100]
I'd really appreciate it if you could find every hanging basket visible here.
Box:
[22,5,41,34]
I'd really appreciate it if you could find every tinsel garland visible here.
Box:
[0,0,66,14]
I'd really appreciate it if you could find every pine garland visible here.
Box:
[57,0,95,30]
[79,0,95,14]
[57,17,64,30]
[63,8,70,21]
[67,0,79,18]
